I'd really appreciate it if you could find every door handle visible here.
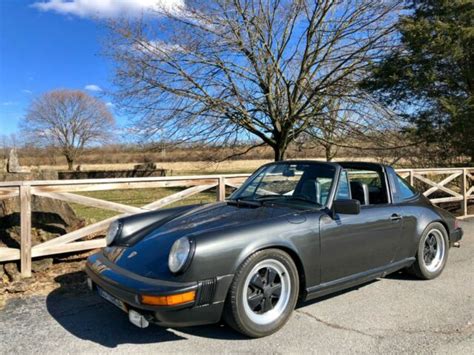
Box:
[390,213,402,221]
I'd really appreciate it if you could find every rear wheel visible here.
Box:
[223,249,299,338]
[407,222,449,280]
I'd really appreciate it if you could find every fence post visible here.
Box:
[217,177,226,201]
[461,168,467,217]
[20,184,32,277]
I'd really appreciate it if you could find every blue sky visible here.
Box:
[0,0,183,137]
[0,0,115,136]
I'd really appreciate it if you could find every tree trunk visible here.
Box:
[325,145,333,162]
[66,156,74,171]
[273,145,286,161]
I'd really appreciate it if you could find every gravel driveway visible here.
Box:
[0,220,473,354]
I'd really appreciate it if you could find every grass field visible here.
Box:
[30,160,259,223]
[70,187,219,223]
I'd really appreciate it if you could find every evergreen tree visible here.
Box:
[363,0,473,163]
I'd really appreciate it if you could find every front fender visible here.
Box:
[186,213,321,288]
[112,204,200,246]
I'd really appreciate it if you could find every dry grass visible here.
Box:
[29,159,270,175]
[28,157,382,176]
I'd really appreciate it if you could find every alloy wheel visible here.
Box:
[422,229,445,273]
[242,259,291,325]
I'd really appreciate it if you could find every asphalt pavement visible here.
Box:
[0,220,473,354]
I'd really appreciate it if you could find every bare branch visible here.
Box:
[107,0,402,160]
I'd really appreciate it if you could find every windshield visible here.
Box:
[230,162,337,207]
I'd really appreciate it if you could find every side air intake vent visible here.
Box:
[196,278,217,306]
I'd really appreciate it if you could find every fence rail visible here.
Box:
[0,168,472,277]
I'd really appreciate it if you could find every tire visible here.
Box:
[223,249,299,338]
[407,222,449,280]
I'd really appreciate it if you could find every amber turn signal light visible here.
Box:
[140,290,196,306]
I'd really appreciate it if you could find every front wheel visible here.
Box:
[407,222,449,280]
[223,249,299,338]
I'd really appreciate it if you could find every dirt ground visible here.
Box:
[0,252,92,310]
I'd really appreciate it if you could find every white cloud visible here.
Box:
[105,102,114,107]
[84,84,102,92]
[22,89,33,94]
[1,101,17,106]
[32,0,185,19]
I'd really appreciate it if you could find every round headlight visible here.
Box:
[106,220,121,246]
[168,237,192,274]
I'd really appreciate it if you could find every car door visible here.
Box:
[319,167,403,283]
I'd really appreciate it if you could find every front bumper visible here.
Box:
[85,252,233,327]
[450,227,463,246]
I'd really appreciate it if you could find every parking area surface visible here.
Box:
[0,220,473,354]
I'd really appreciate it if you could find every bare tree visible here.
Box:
[301,90,407,161]
[22,90,115,170]
[108,0,401,160]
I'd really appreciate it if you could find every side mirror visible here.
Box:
[333,199,360,215]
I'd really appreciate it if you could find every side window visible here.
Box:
[336,170,351,200]
[395,175,417,201]
[347,169,389,205]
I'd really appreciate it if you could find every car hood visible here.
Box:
[104,202,305,279]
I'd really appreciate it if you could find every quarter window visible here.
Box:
[395,175,417,201]
[336,171,351,200]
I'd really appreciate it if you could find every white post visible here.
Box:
[20,184,32,277]
[462,168,467,217]
[217,177,226,201]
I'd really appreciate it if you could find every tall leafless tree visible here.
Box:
[108,0,401,160]
[22,90,115,170]
[300,89,407,161]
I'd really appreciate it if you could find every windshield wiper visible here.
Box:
[226,197,262,207]
[228,195,319,208]
[255,195,283,200]
[259,194,321,206]
[256,194,320,207]
[286,195,318,205]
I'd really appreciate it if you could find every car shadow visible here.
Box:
[295,270,420,309]
[383,270,419,281]
[296,279,378,308]
[47,270,417,347]
[46,272,246,348]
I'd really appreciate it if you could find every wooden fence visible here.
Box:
[0,168,472,277]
